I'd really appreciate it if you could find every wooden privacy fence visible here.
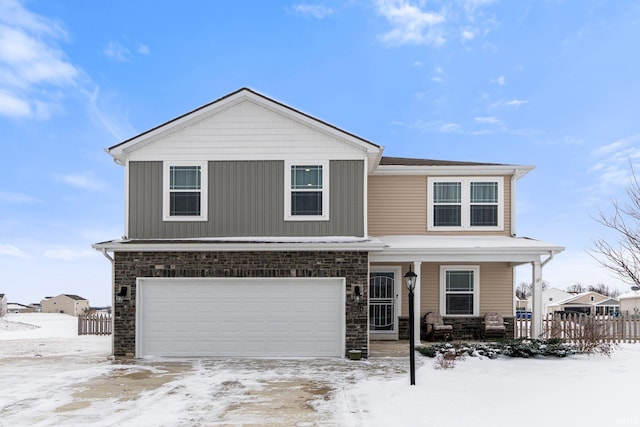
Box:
[516,313,640,343]
[78,312,112,335]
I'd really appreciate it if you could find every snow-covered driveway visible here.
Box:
[2,313,640,427]
[0,314,405,427]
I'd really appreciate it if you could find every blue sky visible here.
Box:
[1,0,640,306]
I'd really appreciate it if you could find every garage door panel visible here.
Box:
[137,278,344,357]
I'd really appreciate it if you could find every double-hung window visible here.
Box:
[440,266,480,316]
[428,177,503,230]
[284,160,329,221]
[163,162,208,221]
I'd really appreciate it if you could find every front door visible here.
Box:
[369,268,400,339]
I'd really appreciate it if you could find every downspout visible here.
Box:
[101,248,115,357]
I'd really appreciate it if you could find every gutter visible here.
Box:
[101,248,114,264]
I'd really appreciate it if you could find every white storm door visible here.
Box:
[369,267,401,338]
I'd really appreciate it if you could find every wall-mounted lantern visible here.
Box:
[116,286,128,304]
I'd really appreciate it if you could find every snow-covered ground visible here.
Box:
[1,313,639,427]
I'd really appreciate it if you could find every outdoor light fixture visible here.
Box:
[631,285,640,292]
[404,265,418,385]
[353,285,362,303]
[116,286,128,304]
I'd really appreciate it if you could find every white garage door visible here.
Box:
[136,278,345,358]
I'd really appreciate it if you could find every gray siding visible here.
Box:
[128,160,364,238]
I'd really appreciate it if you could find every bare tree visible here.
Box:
[566,283,586,294]
[591,166,640,288]
[515,280,549,299]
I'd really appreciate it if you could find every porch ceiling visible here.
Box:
[370,235,564,264]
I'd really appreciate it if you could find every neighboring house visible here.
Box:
[547,291,619,315]
[93,88,564,358]
[0,294,6,317]
[526,287,573,314]
[7,303,34,314]
[618,291,640,316]
[40,294,90,316]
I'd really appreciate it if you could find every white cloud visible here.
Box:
[0,0,79,119]
[474,116,501,125]
[505,98,527,107]
[461,28,475,41]
[587,134,640,197]
[376,0,446,46]
[490,98,528,109]
[0,244,30,259]
[103,41,131,62]
[492,75,506,85]
[291,3,334,19]
[440,122,461,133]
[137,43,150,55]
[0,191,41,203]
[44,248,95,261]
[55,171,107,192]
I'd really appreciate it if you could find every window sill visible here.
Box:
[163,216,208,222]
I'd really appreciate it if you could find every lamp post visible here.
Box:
[404,265,417,386]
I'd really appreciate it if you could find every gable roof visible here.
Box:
[62,294,87,301]
[107,87,382,165]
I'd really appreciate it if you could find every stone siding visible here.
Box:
[113,250,369,358]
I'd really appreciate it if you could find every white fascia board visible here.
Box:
[372,164,535,177]
[92,238,386,253]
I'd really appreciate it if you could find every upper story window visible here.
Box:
[284,160,329,221]
[428,177,503,231]
[163,161,208,221]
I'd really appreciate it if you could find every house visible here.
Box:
[93,88,564,358]
[40,294,90,316]
[0,294,6,317]
[547,291,619,315]
[618,290,640,316]
[7,303,35,314]
[526,287,573,314]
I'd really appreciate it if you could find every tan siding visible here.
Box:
[368,176,427,235]
[478,263,514,315]
[368,175,512,236]
[371,262,515,319]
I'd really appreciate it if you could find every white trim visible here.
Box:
[284,160,330,221]
[427,176,504,231]
[439,265,480,316]
[373,164,534,177]
[162,161,208,222]
[369,265,402,340]
[363,156,369,237]
[93,237,385,253]
[124,159,130,238]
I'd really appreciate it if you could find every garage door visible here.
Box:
[136,278,345,358]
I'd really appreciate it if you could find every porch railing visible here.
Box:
[516,313,640,343]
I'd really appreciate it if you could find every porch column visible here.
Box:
[531,260,543,338]
[413,261,422,346]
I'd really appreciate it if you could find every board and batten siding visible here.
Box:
[369,262,514,318]
[128,160,364,239]
[368,175,512,236]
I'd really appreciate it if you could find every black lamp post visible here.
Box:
[404,265,417,386]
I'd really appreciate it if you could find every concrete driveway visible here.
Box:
[0,338,413,427]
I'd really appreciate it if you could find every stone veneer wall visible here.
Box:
[399,316,516,340]
[113,251,369,358]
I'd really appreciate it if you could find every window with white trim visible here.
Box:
[163,162,208,221]
[440,266,480,316]
[428,177,503,230]
[284,161,329,221]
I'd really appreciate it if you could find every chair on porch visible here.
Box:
[482,311,507,339]
[422,312,453,341]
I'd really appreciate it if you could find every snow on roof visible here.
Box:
[618,290,640,300]
[378,235,563,252]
